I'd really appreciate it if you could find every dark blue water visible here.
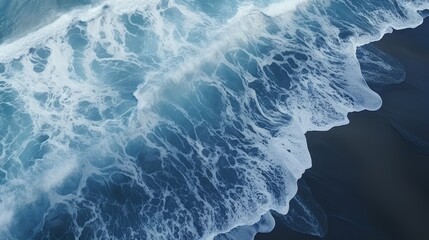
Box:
[0,0,428,239]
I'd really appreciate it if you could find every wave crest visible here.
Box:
[0,0,428,239]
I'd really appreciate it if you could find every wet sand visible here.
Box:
[256,18,429,240]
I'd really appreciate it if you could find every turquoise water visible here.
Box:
[0,0,428,239]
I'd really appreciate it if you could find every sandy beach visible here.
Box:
[257,17,429,240]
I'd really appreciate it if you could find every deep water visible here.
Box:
[0,0,428,239]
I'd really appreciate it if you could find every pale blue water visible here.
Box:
[0,0,428,239]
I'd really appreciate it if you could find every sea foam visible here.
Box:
[0,0,428,239]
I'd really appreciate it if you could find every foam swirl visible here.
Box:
[0,0,428,239]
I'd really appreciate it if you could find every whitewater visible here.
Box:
[0,0,428,239]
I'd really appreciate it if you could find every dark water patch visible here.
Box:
[258,17,429,240]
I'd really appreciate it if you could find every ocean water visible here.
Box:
[0,0,428,239]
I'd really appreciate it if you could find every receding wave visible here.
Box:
[0,0,428,239]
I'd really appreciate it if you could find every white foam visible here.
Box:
[0,4,105,63]
[0,0,161,63]
[261,0,308,17]
[42,156,78,191]
[0,209,13,232]
[134,0,311,111]
[0,0,428,239]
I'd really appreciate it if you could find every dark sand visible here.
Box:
[256,18,429,240]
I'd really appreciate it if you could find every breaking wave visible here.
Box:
[0,0,428,239]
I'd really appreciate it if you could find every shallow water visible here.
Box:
[258,19,429,240]
[0,0,428,239]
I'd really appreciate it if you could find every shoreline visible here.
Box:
[256,16,429,240]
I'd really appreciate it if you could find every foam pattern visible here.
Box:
[0,0,428,239]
